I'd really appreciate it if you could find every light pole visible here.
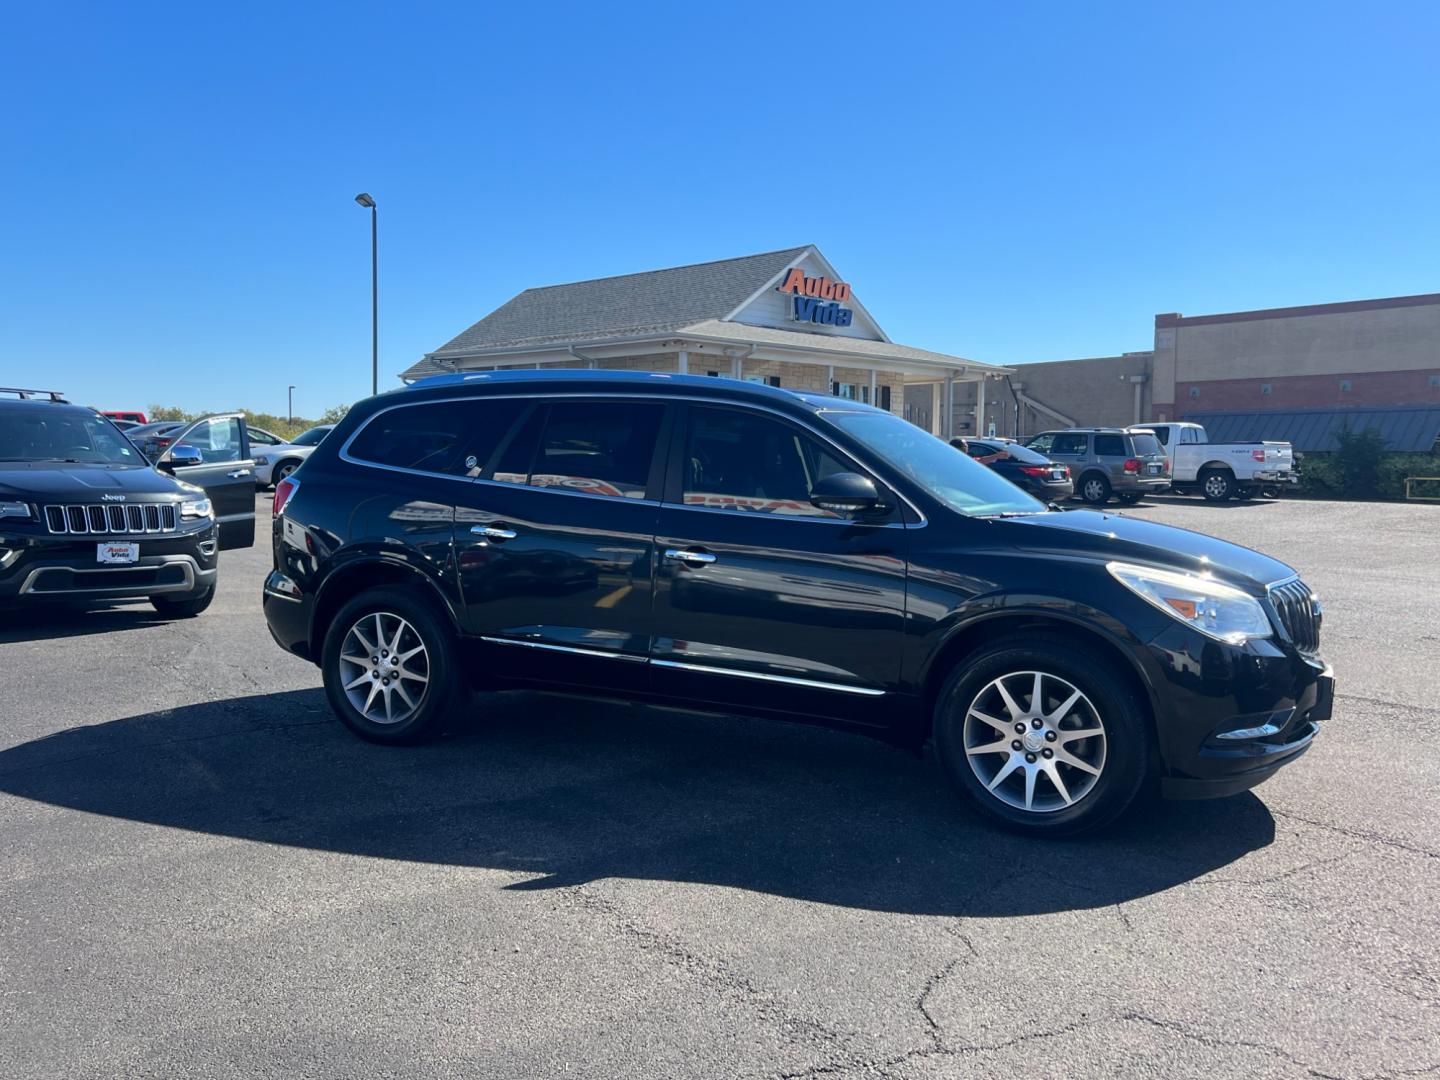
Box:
[354,192,378,395]
[287,385,296,423]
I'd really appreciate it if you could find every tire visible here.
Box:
[1079,473,1112,505]
[321,585,463,744]
[1200,468,1234,502]
[1116,492,1142,506]
[273,458,303,485]
[933,634,1152,837]
[150,583,215,618]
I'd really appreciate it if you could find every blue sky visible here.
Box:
[3,1,1437,416]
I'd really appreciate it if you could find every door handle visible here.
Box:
[664,548,716,567]
[227,468,252,479]
[470,525,518,541]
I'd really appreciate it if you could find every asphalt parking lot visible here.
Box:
[2,493,1437,1079]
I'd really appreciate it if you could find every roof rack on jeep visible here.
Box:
[0,387,69,402]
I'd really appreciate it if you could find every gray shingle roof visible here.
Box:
[429,246,809,357]
[1184,406,1440,453]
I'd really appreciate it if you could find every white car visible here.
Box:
[252,425,334,488]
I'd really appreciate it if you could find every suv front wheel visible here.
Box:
[321,586,462,744]
[933,634,1152,836]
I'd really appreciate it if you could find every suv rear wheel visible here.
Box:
[1079,473,1111,505]
[321,586,462,744]
[933,634,1152,836]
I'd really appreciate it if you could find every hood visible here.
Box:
[0,462,188,501]
[990,509,1295,592]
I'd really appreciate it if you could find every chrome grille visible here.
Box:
[1269,579,1320,654]
[43,502,177,535]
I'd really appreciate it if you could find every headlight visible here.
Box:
[180,498,213,519]
[0,500,32,521]
[1107,561,1272,644]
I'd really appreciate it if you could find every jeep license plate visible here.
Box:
[97,542,139,565]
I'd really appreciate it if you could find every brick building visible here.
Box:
[403,246,1009,436]
[932,291,1440,449]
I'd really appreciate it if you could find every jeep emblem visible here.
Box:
[101,494,126,501]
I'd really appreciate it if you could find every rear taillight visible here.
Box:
[1018,465,1048,477]
[1123,458,1140,473]
[1164,458,1171,473]
[273,476,299,516]
[1252,449,1266,462]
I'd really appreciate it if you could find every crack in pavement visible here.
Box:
[559,885,874,1074]
[1271,808,1439,861]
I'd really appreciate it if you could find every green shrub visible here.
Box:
[1298,449,1440,500]
[1380,453,1440,500]
[1331,425,1387,499]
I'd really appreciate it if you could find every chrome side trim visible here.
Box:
[651,659,887,696]
[478,636,648,663]
[337,391,927,525]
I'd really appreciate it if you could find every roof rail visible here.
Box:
[0,387,69,402]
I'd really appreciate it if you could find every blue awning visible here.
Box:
[1181,406,1440,453]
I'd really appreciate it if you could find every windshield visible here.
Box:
[1130,433,1162,456]
[290,426,331,447]
[0,405,144,465]
[829,411,1046,517]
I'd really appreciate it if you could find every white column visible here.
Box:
[930,383,942,435]
[944,376,955,439]
[869,369,877,406]
[732,354,742,379]
[976,377,986,437]
[677,350,689,375]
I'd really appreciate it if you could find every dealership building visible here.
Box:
[402,246,1010,435]
[942,291,1440,452]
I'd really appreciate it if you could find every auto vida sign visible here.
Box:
[775,268,855,328]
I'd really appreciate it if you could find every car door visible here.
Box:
[450,396,670,695]
[158,414,256,549]
[1046,431,1088,473]
[647,402,908,726]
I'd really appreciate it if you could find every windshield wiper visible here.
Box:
[978,510,1046,519]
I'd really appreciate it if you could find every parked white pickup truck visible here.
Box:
[1128,422,1296,501]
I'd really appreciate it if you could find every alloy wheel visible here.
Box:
[1204,474,1228,498]
[337,611,430,724]
[1083,479,1106,502]
[962,670,1107,813]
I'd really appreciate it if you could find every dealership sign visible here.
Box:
[775,268,855,328]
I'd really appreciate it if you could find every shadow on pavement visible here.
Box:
[0,603,173,643]
[0,688,1275,916]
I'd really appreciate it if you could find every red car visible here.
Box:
[102,410,148,424]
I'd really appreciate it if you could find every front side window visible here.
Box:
[829,411,1044,518]
[1051,433,1088,456]
[0,405,141,465]
[177,417,243,464]
[518,401,664,500]
[679,406,853,518]
[348,400,519,476]
[1027,433,1055,454]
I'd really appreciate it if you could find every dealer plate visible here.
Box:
[97,542,139,565]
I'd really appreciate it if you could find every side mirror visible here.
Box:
[163,444,204,472]
[809,472,887,516]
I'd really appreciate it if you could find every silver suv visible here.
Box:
[1026,428,1170,505]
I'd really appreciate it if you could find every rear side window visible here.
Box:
[347,400,520,476]
[521,401,665,500]
[1093,434,1125,456]
[1051,433,1088,456]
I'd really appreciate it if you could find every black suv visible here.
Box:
[0,390,256,616]
[262,371,1332,835]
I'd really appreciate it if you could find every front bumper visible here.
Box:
[0,526,218,604]
[1142,621,1332,799]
